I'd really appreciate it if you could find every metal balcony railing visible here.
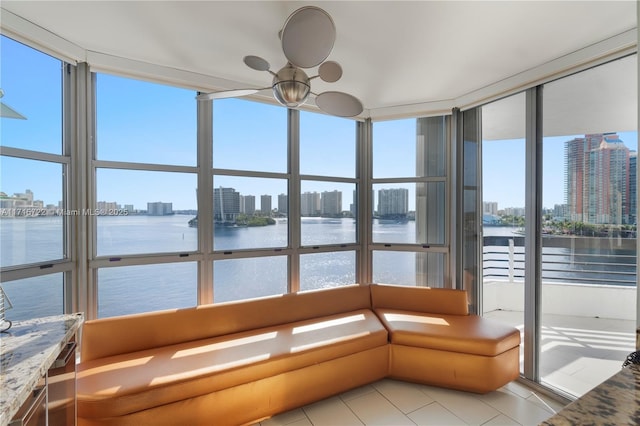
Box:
[482,235,637,286]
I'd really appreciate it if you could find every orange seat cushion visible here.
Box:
[375,309,520,356]
[77,309,387,419]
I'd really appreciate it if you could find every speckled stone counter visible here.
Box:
[0,313,83,426]
[541,363,640,425]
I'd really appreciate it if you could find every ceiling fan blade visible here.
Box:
[1,102,27,119]
[243,55,270,72]
[196,89,259,101]
[280,6,335,69]
[315,91,363,117]
[0,89,26,119]
[318,61,342,83]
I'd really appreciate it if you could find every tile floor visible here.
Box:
[258,379,563,426]
[258,311,636,425]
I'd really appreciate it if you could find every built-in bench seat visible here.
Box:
[78,309,387,420]
[370,284,521,393]
[77,284,520,425]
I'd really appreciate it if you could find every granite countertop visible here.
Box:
[0,313,84,426]
[541,363,640,425]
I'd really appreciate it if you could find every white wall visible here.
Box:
[484,280,636,321]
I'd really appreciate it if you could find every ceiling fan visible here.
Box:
[197,6,363,118]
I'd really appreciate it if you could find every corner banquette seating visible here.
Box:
[77,284,520,425]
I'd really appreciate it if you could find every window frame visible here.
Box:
[0,36,73,318]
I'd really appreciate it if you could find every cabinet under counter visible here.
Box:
[1,313,83,426]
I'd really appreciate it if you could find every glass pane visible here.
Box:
[0,36,62,154]
[373,251,444,287]
[417,116,447,177]
[213,176,288,250]
[372,183,414,244]
[96,169,197,256]
[2,274,64,321]
[1,158,64,267]
[213,98,287,172]
[98,263,197,318]
[462,109,481,305]
[300,251,356,291]
[300,111,355,178]
[541,55,637,397]
[96,74,197,166]
[301,181,356,246]
[372,119,416,178]
[481,92,526,376]
[213,256,287,303]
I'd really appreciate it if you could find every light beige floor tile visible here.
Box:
[525,393,565,415]
[260,408,309,426]
[407,402,466,426]
[345,390,415,425]
[480,414,521,425]
[372,379,434,413]
[418,385,500,425]
[503,382,534,399]
[303,396,364,426]
[261,418,312,426]
[477,389,553,425]
[340,384,378,401]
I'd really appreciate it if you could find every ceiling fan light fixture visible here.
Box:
[272,64,311,107]
[207,7,363,117]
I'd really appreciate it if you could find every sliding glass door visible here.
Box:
[481,92,527,375]
[539,55,637,396]
[478,54,637,398]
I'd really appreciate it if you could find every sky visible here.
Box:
[1,35,638,213]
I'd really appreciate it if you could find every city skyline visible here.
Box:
[0,185,419,220]
[484,132,638,224]
[483,131,638,212]
[5,128,638,214]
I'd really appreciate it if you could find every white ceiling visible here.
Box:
[0,1,637,125]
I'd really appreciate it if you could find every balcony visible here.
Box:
[482,234,636,397]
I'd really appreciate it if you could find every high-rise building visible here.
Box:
[483,202,498,216]
[321,190,342,217]
[565,133,630,224]
[553,204,568,220]
[377,188,409,218]
[214,187,240,222]
[301,192,321,216]
[503,207,525,217]
[147,202,172,216]
[261,194,272,216]
[278,193,288,215]
[241,195,255,216]
[350,190,357,217]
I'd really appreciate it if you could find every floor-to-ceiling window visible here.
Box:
[299,111,358,291]
[481,92,527,374]
[0,35,69,320]
[211,100,360,301]
[478,54,638,398]
[371,116,449,287]
[92,73,199,318]
[212,98,289,301]
[539,54,637,396]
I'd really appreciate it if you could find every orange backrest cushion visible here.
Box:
[81,284,371,362]
[370,283,469,316]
